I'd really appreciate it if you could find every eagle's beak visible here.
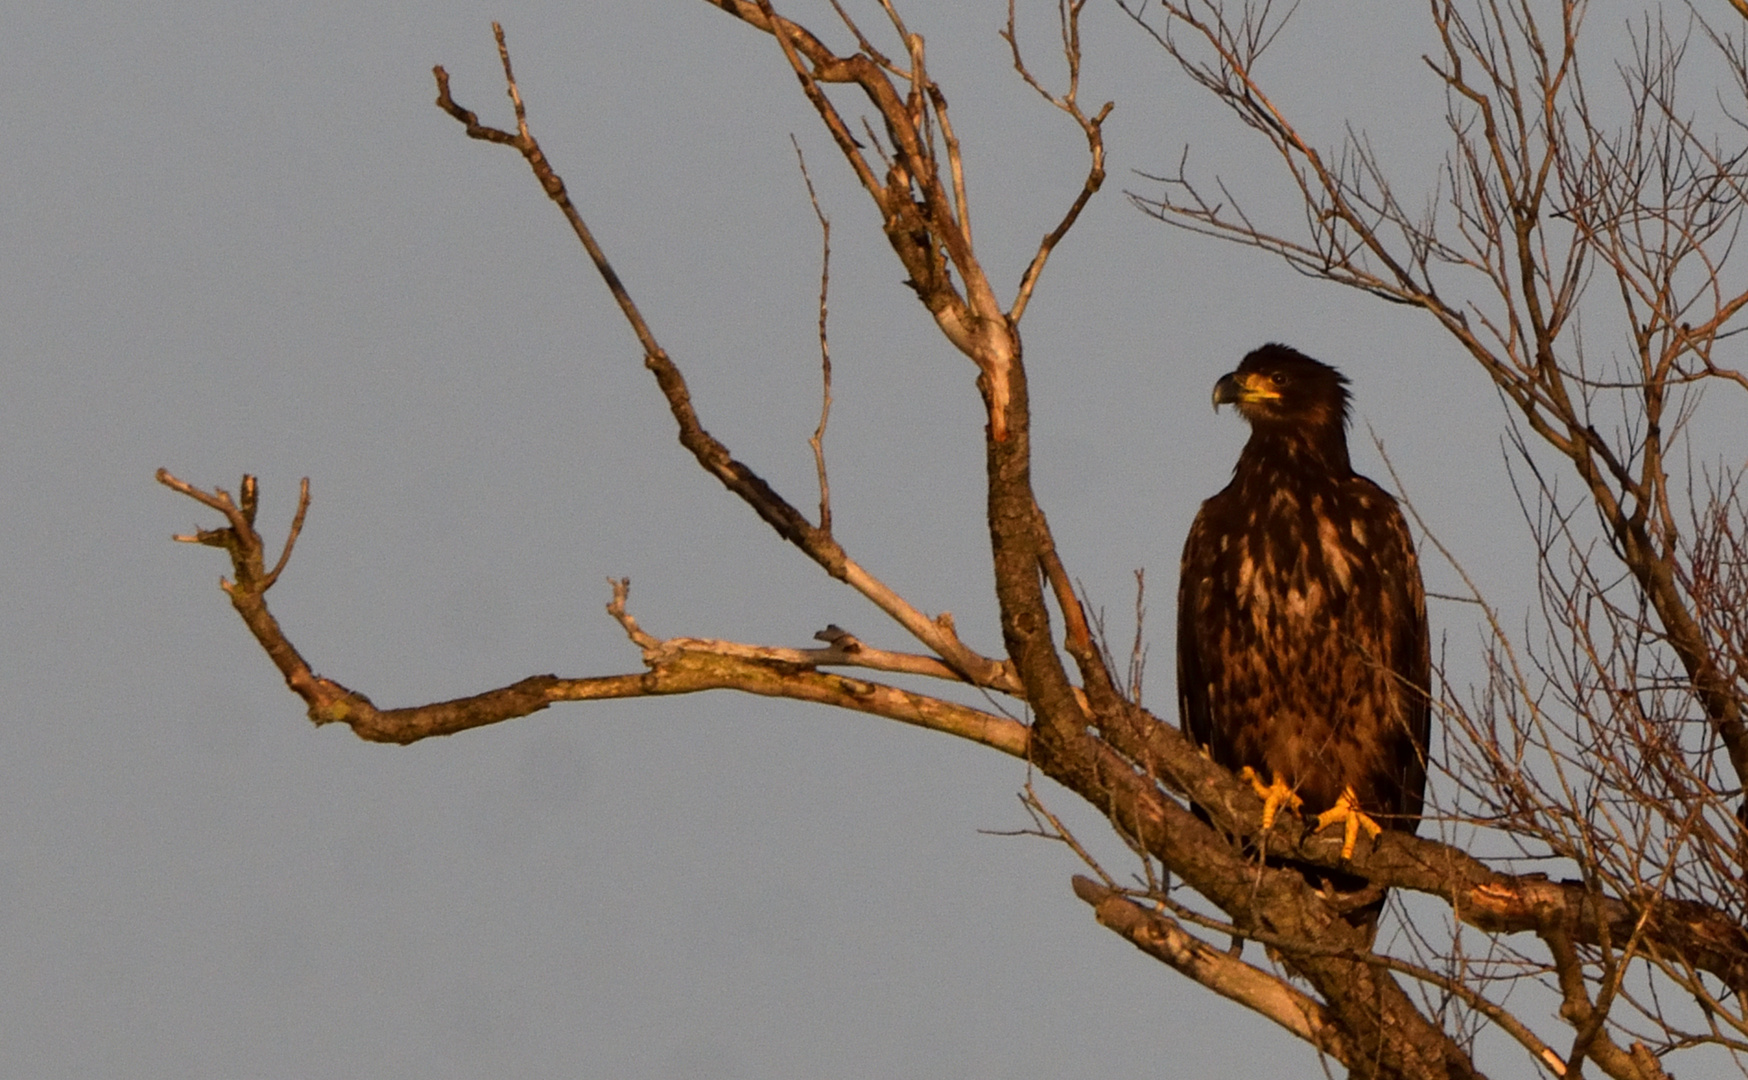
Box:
[1211,371,1280,411]
[1211,373,1242,410]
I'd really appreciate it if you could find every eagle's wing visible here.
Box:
[1367,480,1432,825]
[1176,503,1219,753]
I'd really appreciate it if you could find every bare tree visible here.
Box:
[1124,0,1748,1075]
[159,2,1748,1078]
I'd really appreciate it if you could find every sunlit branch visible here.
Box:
[432,25,1017,693]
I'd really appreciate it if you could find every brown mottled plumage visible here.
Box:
[1178,344,1430,928]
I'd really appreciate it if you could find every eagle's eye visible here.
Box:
[1270,372,1289,387]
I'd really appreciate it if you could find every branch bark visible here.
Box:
[1072,875,1353,1061]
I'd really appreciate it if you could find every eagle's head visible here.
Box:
[1212,343,1352,436]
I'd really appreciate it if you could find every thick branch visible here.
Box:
[1072,876,1353,1060]
[1092,692,1748,996]
[1041,716,1480,1075]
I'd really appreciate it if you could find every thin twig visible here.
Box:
[791,135,836,535]
[1002,0,1112,322]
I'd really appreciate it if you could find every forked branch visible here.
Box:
[433,23,1015,693]
[1072,876,1353,1060]
[1001,0,1113,322]
[157,471,1028,752]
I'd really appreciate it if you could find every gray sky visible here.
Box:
[5,2,1540,1077]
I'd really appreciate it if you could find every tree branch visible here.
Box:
[1071,876,1354,1062]
[1001,0,1113,323]
[158,472,1027,754]
[432,25,1016,694]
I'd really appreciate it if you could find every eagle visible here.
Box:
[1177,344,1430,924]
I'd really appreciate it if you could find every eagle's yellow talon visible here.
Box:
[1239,766,1303,830]
[1314,787,1383,859]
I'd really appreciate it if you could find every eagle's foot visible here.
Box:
[1239,767,1303,831]
[1314,787,1383,859]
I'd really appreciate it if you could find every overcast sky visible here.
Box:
[3,2,1594,1077]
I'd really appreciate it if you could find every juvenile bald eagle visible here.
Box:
[1178,344,1429,918]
